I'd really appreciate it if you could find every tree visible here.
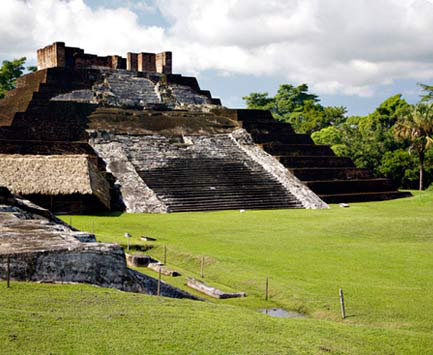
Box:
[379,149,419,189]
[242,92,274,111]
[418,83,433,102]
[394,103,433,190]
[311,126,349,155]
[0,57,27,99]
[243,83,347,134]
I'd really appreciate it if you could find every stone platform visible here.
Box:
[0,188,196,299]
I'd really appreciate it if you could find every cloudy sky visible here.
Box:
[2,0,433,115]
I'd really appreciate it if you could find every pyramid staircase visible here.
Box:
[235,109,411,203]
[124,137,303,212]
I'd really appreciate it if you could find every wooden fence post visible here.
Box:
[200,256,204,279]
[7,256,10,288]
[157,268,161,296]
[265,277,269,301]
[164,246,167,265]
[339,288,346,319]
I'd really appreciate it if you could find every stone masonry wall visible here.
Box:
[37,42,172,74]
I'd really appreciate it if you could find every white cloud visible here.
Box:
[1,0,433,98]
[0,0,166,61]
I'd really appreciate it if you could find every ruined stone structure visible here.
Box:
[0,43,410,214]
[37,42,172,74]
[0,187,196,298]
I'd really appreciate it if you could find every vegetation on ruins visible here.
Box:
[2,193,433,353]
[245,84,433,190]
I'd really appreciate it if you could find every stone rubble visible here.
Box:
[50,70,213,110]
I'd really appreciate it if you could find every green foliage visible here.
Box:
[244,82,433,187]
[243,84,347,134]
[27,65,37,73]
[311,126,343,145]
[0,57,26,99]
[394,103,433,190]
[311,126,349,155]
[418,83,433,102]
[311,95,430,187]
[379,149,420,188]
[242,92,274,110]
[274,83,319,116]
[380,148,433,189]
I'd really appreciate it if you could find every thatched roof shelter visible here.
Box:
[0,154,110,209]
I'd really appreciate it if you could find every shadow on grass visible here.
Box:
[119,243,154,252]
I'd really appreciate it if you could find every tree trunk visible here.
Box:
[419,153,425,191]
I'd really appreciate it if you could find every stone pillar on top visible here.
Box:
[127,53,138,71]
[37,42,66,70]
[156,52,172,74]
[137,53,156,72]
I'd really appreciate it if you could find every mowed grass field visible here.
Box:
[1,191,433,354]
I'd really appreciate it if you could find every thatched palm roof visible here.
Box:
[0,154,110,208]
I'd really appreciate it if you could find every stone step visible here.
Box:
[319,191,412,204]
[234,109,275,123]
[279,156,355,168]
[289,167,373,181]
[163,196,298,204]
[262,143,334,156]
[166,198,302,207]
[159,191,295,199]
[161,197,298,207]
[304,178,396,194]
[129,147,303,211]
[141,169,270,174]
[252,133,314,144]
[143,183,285,189]
[140,171,276,178]
[0,86,37,124]
[168,204,302,212]
[241,121,295,135]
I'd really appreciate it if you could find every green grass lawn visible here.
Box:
[2,191,433,354]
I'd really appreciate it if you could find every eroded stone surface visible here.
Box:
[88,138,168,214]
[89,131,305,212]
[50,70,213,110]
[0,191,195,299]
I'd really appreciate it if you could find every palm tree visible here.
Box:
[394,103,433,190]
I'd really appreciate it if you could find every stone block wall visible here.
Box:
[37,42,172,74]
[138,53,156,72]
[37,42,66,69]
[126,52,138,71]
[156,52,172,74]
